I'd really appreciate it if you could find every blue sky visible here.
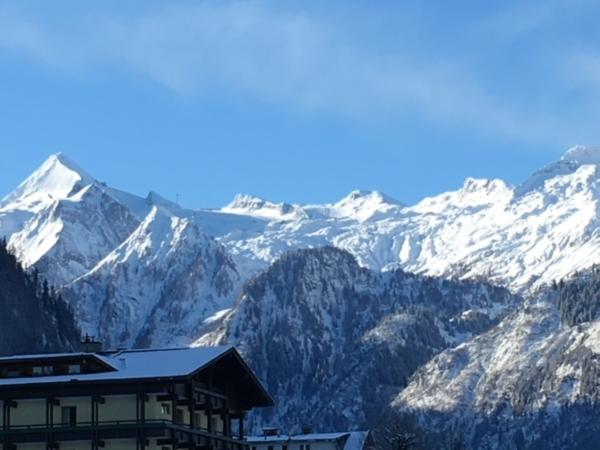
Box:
[0,0,598,207]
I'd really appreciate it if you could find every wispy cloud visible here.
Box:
[476,0,585,39]
[0,1,596,146]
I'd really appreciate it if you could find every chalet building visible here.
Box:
[0,345,273,450]
[246,429,373,450]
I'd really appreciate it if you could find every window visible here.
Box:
[161,403,171,415]
[283,445,288,450]
[61,406,77,427]
[268,446,274,450]
[175,408,185,424]
[32,366,53,376]
[194,413,203,429]
[300,445,305,450]
[306,445,311,450]
[68,364,81,374]
[210,416,220,432]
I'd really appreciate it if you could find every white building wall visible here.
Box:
[56,441,91,450]
[145,394,174,421]
[195,410,208,429]
[57,439,145,450]
[52,397,92,425]
[8,444,45,450]
[98,394,137,422]
[0,394,230,428]
[0,439,175,450]
[10,399,46,426]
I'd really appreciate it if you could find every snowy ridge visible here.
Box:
[206,146,600,294]
[3,148,600,348]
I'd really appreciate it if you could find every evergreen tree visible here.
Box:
[0,239,80,355]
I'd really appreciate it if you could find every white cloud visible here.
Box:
[0,1,593,145]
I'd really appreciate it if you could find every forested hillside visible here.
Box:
[0,239,80,355]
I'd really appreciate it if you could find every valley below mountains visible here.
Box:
[4,146,600,448]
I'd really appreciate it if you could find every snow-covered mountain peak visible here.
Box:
[222,194,298,220]
[95,205,189,267]
[461,177,508,193]
[561,145,600,165]
[336,189,400,206]
[457,178,514,205]
[327,189,402,221]
[413,178,512,214]
[516,146,600,197]
[1,153,95,210]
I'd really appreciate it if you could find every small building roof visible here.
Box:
[247,431,371,450]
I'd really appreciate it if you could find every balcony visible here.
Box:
[0,419,248,449]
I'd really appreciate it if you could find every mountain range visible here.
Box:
[3,147,600,447]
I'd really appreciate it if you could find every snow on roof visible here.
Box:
[246,435,291,442]
[247,431,370,450]
[0,352,99,362]
[290,433,350,441]
[0,346,234,387]
[341,432,369,450]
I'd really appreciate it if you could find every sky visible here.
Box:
[0,0,598,208]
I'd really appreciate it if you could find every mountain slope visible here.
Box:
[199,247,519,431]
[64,206,241,349]
[393,267,600,449]
[0,239,80,355]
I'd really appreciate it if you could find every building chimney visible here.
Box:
[301,426,313,435]
[81,334,103,353]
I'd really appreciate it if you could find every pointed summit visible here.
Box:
[1,153,96,210]
[516,145,600,196]
[335,190,401,207]
[328,190,402,221]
